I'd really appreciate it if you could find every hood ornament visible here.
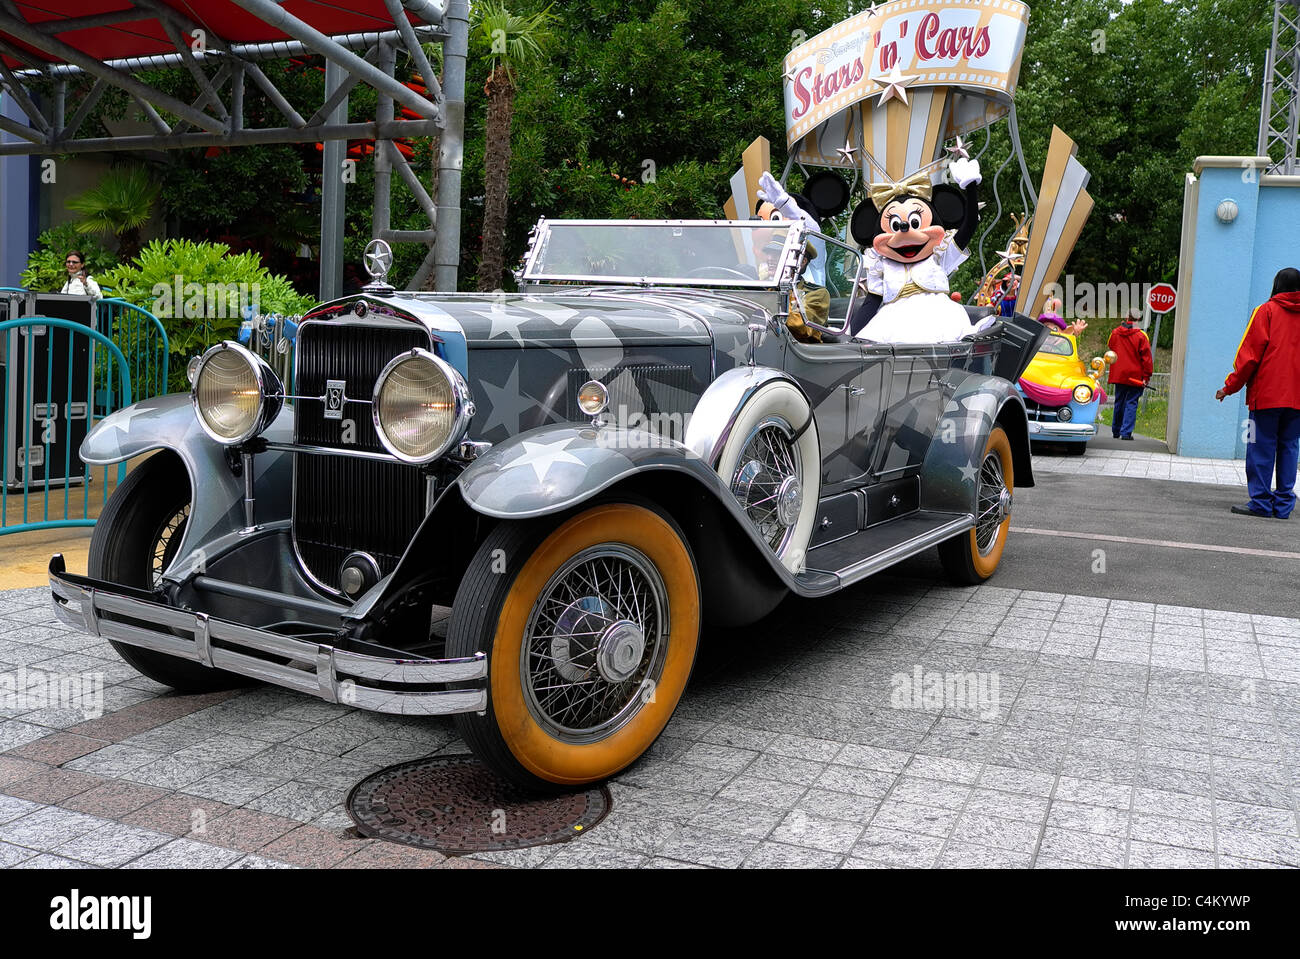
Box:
[362,238,395,293]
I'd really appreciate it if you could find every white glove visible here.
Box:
[949,157,982,188]
[757,171,820,232]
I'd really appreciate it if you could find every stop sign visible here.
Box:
[1147,283,1177,314]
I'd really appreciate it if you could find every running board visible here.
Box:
[799,510,973,593]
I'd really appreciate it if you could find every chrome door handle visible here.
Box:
[842,385,866,396]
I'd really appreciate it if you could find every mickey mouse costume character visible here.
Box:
[753,170,852,342]
[849,156,982,342]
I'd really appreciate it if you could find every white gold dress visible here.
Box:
[855,231,973,343]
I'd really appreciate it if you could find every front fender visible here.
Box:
[920,375,1033,515]
[458,422,739,520]
[362,422,807,628]
[80,393,294,581]
[455,422,808,591]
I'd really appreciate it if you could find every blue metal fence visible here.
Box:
[96,297,168,403]
[1,317,132,536]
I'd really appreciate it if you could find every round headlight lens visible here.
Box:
[373,350,470,463]
[1073,384,1093,404]
[193,343,279,444]
[577,380,608,416]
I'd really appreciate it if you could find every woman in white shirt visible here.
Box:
[59,251,102,299]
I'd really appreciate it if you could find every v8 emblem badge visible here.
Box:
[324,380,346,420]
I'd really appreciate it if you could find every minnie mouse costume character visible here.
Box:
[849,157,982,342]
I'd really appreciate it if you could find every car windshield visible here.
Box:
[523,220,804,287]
[1037,333,1075,357]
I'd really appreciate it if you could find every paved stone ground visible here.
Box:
[1032,447,1271,487]
[3,569,1299,869]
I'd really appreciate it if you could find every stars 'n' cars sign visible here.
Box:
[783,0,1030,165]
[1147,283,1177,314]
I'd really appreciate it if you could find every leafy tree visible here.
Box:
[473,1,557,291]
[20,223,117,292]
[99,239,316,391]
[66,165,160,261]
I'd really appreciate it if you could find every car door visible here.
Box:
[872,342,967,477]
[784,339,887,491]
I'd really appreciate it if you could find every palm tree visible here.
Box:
[474,1,555,292]
[66,165,160,262]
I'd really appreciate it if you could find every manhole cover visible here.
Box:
[346,755,612,854]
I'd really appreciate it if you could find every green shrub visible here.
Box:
[19,223,117,291]
[99,238,317,392]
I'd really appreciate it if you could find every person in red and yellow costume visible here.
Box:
[1216,267,1300,519]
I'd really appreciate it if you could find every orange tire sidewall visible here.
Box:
[969,427,1014,578]
[489,504,700,786]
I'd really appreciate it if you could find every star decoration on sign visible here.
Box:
[865,2,884,24]
[873,64,914,106]
[959,460,979,483]
[782,66,799,85]
[836,140,859,164]
[513,437,586,484]
[946,136,970,161]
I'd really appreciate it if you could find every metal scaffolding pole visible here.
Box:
[433,0,467,292]
[0,0,461,293]
[1259,1,1300,175]
[320,60,349,302]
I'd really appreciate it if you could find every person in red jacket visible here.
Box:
[1216,267,1300,519]
[1107,308,1154,440]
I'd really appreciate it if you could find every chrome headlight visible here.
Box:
[1073,384,1093,404]
[372,349,474,463]
[1057,405,1073,422]
[191,341,283,445]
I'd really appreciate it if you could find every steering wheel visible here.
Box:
[684,265,757,280]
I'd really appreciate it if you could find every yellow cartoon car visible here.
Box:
[1016,331,1115,454]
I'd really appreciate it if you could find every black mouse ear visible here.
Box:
[803,170,851,219]
[849,200,882,247]
[929,185,967,229]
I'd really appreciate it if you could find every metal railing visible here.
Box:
[96,298,169,403]
[1,317,132,535]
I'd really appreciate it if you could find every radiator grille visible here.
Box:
[292,321,430,592]
[294,322,429,452]
[565,364,698,428]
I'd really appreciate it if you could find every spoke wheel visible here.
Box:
[713,380,820,573]
[729,416,803,554]
[938,425,1015,584]
[523,544,668,743]
[447,501,701,790]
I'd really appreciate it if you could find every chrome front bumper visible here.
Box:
[1026,420,1096,438]
[48,555,487,716]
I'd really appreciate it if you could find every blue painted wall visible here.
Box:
[1173,163,1300,458]
[0,93,37,288]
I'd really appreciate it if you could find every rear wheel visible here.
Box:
[938,425,1015,584]
[88,454,251,692]
[446,501,700,790]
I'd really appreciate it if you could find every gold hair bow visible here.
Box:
[869,171,933,211]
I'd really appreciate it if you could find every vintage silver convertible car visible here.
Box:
[49,220,1044,789]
